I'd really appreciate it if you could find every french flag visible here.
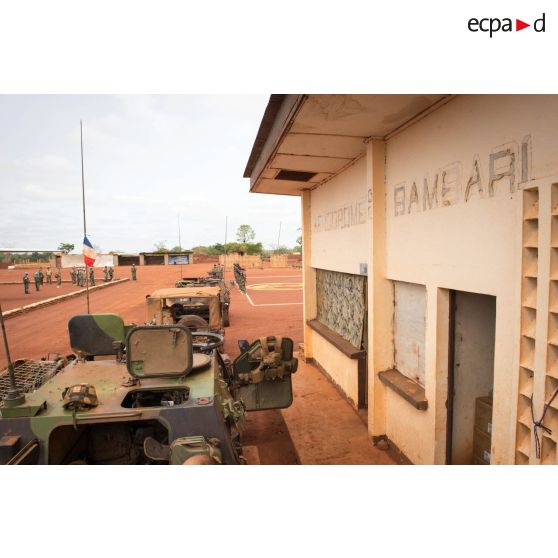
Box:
[83,235,97,267]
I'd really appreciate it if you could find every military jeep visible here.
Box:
[146,287,227,333]
[174,277,231,327]
[0,313,298,465]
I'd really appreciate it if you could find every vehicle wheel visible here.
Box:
[222,306,230,327]
[177,314,209,332]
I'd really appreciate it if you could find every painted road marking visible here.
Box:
[244,291,303,307]
[247,282,303,291]
[247,275,302,280]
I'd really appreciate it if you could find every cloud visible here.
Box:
[0,95,301,251]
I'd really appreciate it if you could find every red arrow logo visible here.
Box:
[516,19,530,31]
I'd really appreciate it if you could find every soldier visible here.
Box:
[71,267,77,284]
[23,272,30,294]
[54,268,62,288]
[103,266,109,283]
[108,266,114,281]
[89,266,95,287]
[46,266,52,285]
[38,267,44,286]
[76,268,83,287]
[33,269,41,291]
[131,263,137,281]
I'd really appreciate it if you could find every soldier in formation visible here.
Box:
[33,269,41,291]
[46,267,52,285]
[108,266,114,281]
[233,263,247,293]
[103,266,109,282]
[38,267,44,286]
[131,263,137,281]
[54,268,62,288]
[71,267,77,284]
[89,266,95,287]
[23,272,30,294]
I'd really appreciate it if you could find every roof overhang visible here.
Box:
[244,94,453,196]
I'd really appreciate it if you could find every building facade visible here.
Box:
[244,94,558,465]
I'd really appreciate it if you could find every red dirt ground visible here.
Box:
[0,264,392,464]
[0,264,303,366]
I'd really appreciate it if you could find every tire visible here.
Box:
[177,314,209,332]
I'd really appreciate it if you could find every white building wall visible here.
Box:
[384,94,558,463]
[311,156,370,274]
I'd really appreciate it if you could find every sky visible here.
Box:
[0,95,301,253]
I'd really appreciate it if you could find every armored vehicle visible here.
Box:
[174,277,231,327]
[0,313,298,464]
[147,287,228,332]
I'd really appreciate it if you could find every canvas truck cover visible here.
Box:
[146,287,221,330]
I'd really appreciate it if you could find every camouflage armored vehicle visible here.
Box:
[147,287,228,332]
[174,276,231,327]
[0,313,298,464]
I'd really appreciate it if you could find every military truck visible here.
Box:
[146,287,228,332]
[0,314,298,464]
[174,277,231,327]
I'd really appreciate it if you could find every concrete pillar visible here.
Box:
[139,254,145,266]
[366,140,392,438]
[164,253,169,265]
[301,190,317,359]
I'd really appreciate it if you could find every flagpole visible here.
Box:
[81,120,90,313]
[223,216,228,277]
[178,214,183,280]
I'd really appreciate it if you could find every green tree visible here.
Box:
[191,245,210,253]
[58,242,74,254]
[274,245,291,255]
[245,242,263,255]
[170,245,185,252]
[236,224,255,243]
[153,241,169,252]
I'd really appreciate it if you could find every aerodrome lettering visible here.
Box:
[393,138,531,217]
[314,189,372,232]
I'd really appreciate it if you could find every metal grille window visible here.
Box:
[316,269,366,348]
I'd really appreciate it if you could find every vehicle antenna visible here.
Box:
[178,214,183,280]
[80,120,91,314]
[0,303,25,406]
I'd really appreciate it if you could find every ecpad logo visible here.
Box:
[468,13,546,37]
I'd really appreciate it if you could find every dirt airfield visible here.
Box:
[0,263,394,464]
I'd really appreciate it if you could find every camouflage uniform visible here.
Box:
[233,263,246,293]
[108,267,114,281]
[38,268,44,286]
[71,267,77,284]
[89,266,95,287]
[103,266,109,283]
[46,267,52,284]
[23,272,30,294]
[33,270,41,291]
[54,269,62,288]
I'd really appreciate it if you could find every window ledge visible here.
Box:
[378,369,428,410]
[306,319,365,360]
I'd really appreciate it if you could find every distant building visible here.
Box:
[139,251,192,265]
